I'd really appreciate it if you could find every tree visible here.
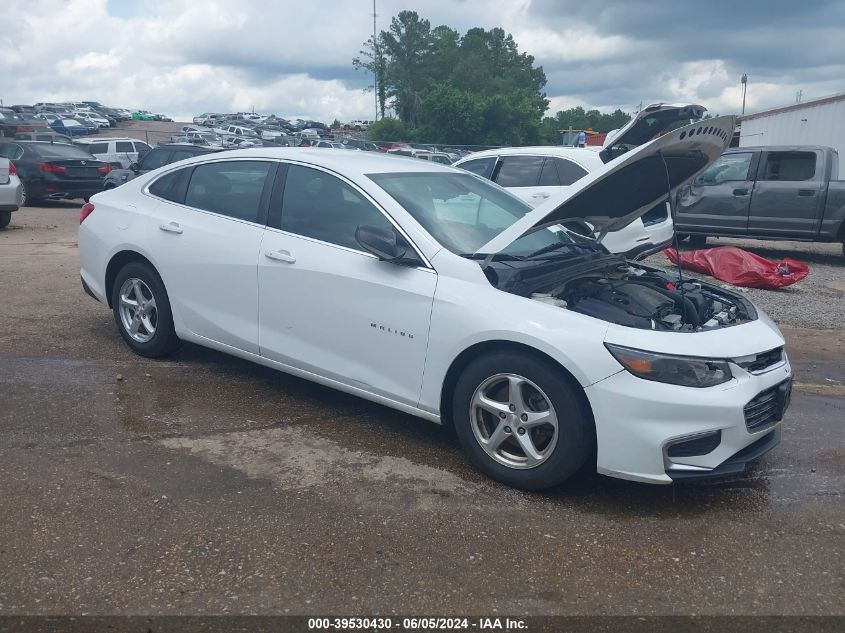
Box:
[367,117,411,143]
[352,35,388,118]
[540,107,633,144]
[353,11,549,146]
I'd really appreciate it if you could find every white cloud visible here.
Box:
[2,0,842,123]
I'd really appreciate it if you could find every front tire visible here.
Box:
[111,261,180,358]
[452,352,594,490]
[0,211,10,229]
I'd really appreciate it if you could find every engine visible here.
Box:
[532,266,754,332]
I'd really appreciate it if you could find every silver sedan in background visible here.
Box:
[0,157,22,229]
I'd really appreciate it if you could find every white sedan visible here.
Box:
[454,103,706,259]
[79,115,791,489]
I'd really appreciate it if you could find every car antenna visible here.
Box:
[657,150,686,298]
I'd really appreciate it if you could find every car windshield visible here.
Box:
[368,172,577,257]
[32,144,94,159]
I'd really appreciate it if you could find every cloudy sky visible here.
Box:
[3,0,843,122]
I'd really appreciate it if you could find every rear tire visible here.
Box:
[451,351,594,490]
[0,211,10,229]
[111,261,180,358]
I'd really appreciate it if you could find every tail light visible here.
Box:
[8,161,16,175]
[37,162,66,173]
[98,164,112,174]
[80,202,95,224]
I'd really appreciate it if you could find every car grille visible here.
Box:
[744,379,791,431]
[737,347,784,373]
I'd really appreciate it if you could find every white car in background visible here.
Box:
[75,137,153,168]
[79,115,792,491]
[454,103,706,258]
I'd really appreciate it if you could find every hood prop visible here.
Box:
[658,149,687,301]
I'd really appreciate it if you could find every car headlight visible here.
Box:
[604,343,732,388]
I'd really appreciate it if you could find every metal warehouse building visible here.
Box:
[738,92,845,177]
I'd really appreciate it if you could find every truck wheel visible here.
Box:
[452,351,594,490]
[0,211,10,229]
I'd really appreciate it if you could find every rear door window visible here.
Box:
[553,158,589,186]
[761,151,816,182]
[457,157,496,179]
[494,156,544,187]
[115,141,134,153]
[184,161,272,223]
[538,159,561,186]
[86,143,109,155]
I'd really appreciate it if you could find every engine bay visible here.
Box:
[484,256,757,332]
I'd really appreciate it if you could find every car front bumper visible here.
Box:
[585,355,792,484]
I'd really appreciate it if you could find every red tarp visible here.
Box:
[663,246,810,289]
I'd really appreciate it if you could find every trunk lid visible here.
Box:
[477,115,735,255]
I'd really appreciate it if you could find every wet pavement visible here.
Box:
[0,206,843,616]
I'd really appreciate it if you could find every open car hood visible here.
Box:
[600,102,705,163]
[477,115,735,255]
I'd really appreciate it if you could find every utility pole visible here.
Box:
[373,0,378,120]
[741,74,748,115]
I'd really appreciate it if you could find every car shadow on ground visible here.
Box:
[152,341,779,519]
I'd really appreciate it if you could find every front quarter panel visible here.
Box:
[419,252,620,416]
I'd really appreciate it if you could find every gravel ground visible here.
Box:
[644,236,845,329]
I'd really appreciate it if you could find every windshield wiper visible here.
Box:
[459,253,524,261]
[525,241,594,259]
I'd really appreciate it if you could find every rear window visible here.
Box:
[0,144,24,160]
[31,144,94,159]
[762,151,817,182]
[140,149,171,170]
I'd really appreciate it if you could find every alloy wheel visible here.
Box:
[118,278,158,343]
[469,373,559,469]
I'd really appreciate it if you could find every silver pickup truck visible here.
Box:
[675,145,845,257]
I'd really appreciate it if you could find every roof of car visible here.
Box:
[75,137,144,143]
[152,147,461,177]
[457,145,603,162]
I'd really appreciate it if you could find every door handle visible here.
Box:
[732,188,749,196]
[531,192,551,199]
[265,250,296,264]
[158,221,183,234]
[798,189,816,196]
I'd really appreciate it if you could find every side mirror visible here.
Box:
[129,162,141,173]
[356,225,415,264]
